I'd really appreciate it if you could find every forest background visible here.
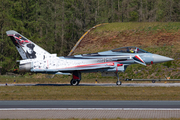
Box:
[0,0,180,74]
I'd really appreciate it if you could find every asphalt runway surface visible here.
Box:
[1,101,180,119]
[1,82,180,87]
[1,100,180,108]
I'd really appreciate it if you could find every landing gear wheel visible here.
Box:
[116,81,121,85]
[70,79,80,86]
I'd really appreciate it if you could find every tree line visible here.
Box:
[0,0,180,74]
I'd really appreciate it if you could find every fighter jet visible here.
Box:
[6,30,174,85]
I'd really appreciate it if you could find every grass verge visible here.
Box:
[0,86,180,100]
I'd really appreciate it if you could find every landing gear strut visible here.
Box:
[70,71,81,86]
[116,72,121,85]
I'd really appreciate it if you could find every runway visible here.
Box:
[1,82,180,87]
[0,101,180,119]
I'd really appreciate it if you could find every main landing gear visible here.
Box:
[116,72,121,85]
[70,71,122,86]
[70,79,80,86]
[70,71,81,86]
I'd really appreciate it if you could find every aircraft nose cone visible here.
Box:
[153,54,174,63]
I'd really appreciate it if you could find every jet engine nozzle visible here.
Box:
[153,54,174,63]
[19,62,32,72]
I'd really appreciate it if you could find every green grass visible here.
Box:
[93,22,180,33]
[0,86,180,100]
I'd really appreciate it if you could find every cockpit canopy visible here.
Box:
[111,46,149,53]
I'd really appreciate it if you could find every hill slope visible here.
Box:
[73,22,180,79]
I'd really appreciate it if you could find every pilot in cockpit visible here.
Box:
[129,48,135,53]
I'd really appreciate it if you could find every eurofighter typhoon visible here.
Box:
[6,30,174,85]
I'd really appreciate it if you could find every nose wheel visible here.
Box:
[116,81,121,85]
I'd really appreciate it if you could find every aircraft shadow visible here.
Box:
[14,83,101,86]
[35,84,71,86]
[35,83,100,86]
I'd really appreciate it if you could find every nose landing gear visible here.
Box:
[116,72,121,85]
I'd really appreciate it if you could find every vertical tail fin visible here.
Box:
[6,30,50,60]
